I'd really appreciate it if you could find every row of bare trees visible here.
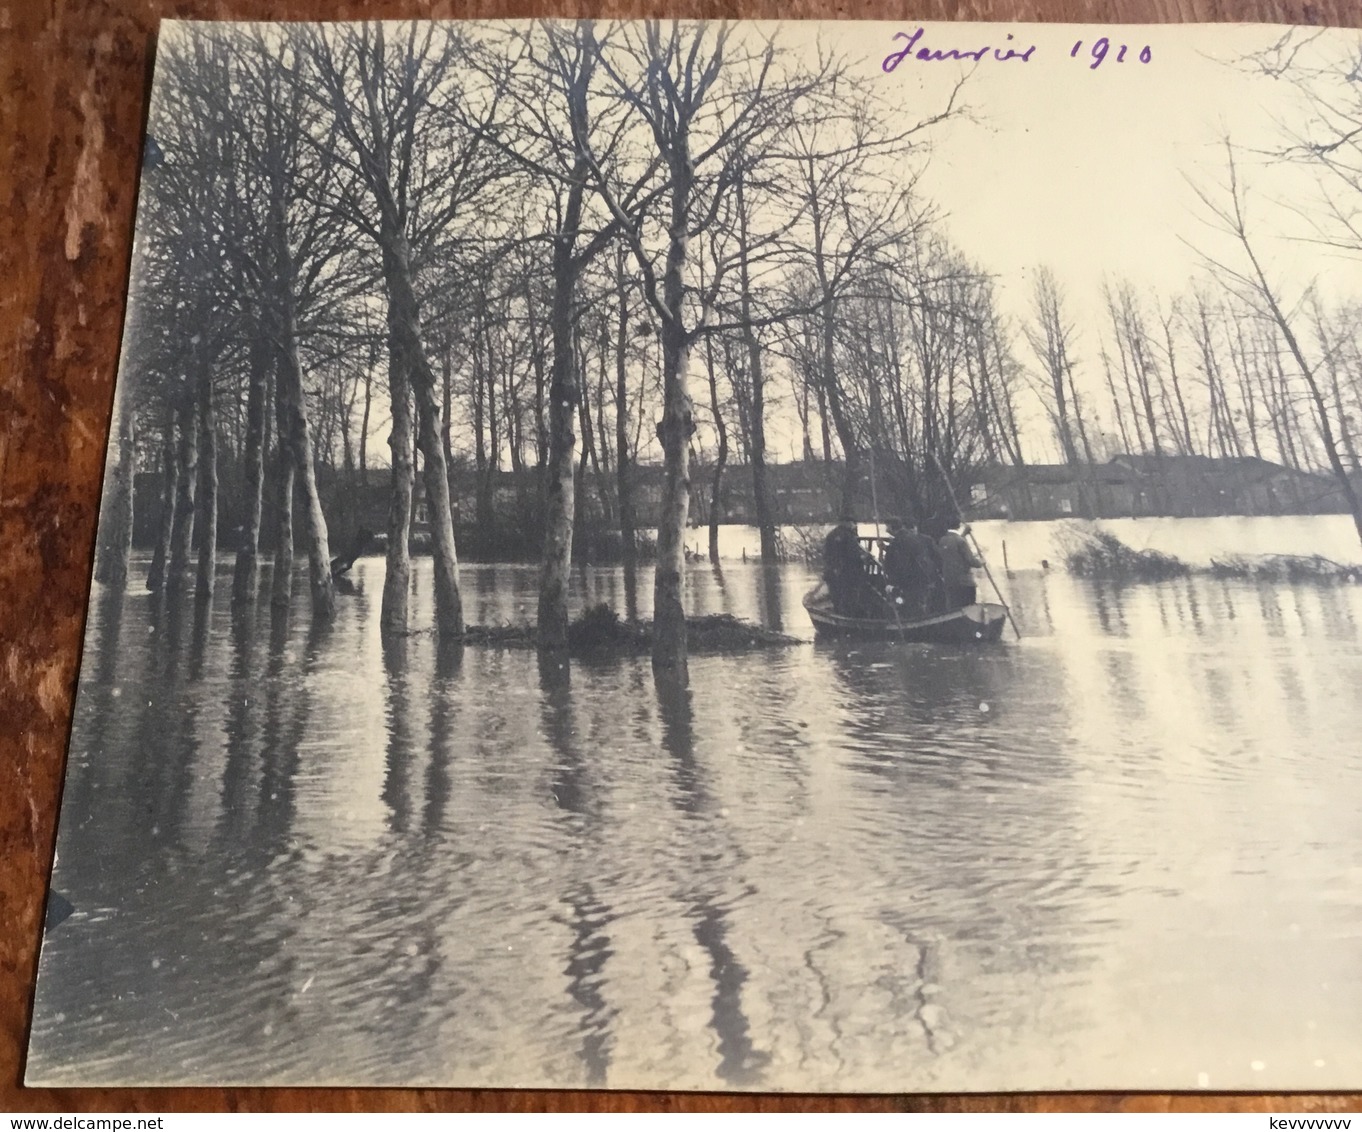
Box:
[94,21,1362,679]
[95,19,1014,678]
[1023,244,1362,531]
[1021,30,1362,541]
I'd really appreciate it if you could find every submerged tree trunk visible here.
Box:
[381,226,462,636]
[232,329,270,605]
[652,176,696,676]
[271,355,294,610]
[539,176,588,656]
[95,377,137,591]
[167,391,198,596]
[275,301,336,620]
[735,174,776,563]
[614,257,638,586]
[382,338,414,634]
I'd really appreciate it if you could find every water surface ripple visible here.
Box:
[29,552,1362,1091]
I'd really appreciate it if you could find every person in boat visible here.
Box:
[937,515,984,609]
[882,514,942,617]
[822,517,878,616]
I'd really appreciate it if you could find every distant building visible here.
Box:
[128,452,1355,561]
[970,455,1347,521]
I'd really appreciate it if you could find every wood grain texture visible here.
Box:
[1,0,1360,1111]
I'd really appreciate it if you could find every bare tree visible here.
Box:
[1024,267,1083,467]
[1192,141,1362,542]
[576,22,814,675]
[302,21,506,636]
[481,21,636,655]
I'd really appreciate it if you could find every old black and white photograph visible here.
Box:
[26,17,1362,1090]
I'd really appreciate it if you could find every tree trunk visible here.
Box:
[382,337,414,634]
[652,177,695,675]
[528,287,548,473]
[704,332,727,566]
[276,303,336,620]
[147,403,177,594]
[195,344,218,603]
[615,257,638,583]
[484,325,499,530]
[1101,349,1135,458]
[817,381,833,464]
[472,314,491,532]
[580,372,609,538]
[735,171,776,563]
[95,377,136,591]
[538,178,587,656]
[233,329,270,605]
[1260,299,1362,543]
[820,303,860,516]
[574,413,591,566]
[441,348,454,494]
[167,390,198,596]
[417,396,462,633]
[270,358,295,611]
[359,353,372,480]
[381,226,462,636]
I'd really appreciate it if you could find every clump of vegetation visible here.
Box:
[461,604,800,656]
[685,613,802,651]
[1062,529,1190,580]
[567,603,648,653]
[1209,554,1360,582]
[779,524,829,565]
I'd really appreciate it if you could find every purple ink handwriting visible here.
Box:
[882,28,1036,70]
[1070,37,1153,68]
[881,28,1153,72]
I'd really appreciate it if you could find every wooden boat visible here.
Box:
[802,581,1009,643]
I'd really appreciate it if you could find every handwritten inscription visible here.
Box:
[882,28,1036,70]
[1071,37,1154,68]
[881,27,1153,72]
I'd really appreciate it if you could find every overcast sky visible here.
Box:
[822,21,1362,460]
[844,23,1351,303]
[738,20,1362,460]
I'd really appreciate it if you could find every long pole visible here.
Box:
[868,445,882,544]
[930,453,1021,640]
[867,446,905,639]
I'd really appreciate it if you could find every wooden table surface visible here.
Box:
[2,0,1360,1112]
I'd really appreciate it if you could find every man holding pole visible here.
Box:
[937,514,983,609]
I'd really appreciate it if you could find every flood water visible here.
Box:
[28,517,1362,1091]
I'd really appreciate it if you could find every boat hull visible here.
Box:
[803,585,1008,643]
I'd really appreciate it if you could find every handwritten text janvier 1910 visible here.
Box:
[882,27,1154,71]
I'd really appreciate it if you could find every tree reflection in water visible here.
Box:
[29,558,1362,1089]
[218,602,260,847]
[422,637,462,835]
[381,633,414,835]
[654,670,771,1086]
[539,655,616,1085]
[257,603,314,858]
[758,564,785,632]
